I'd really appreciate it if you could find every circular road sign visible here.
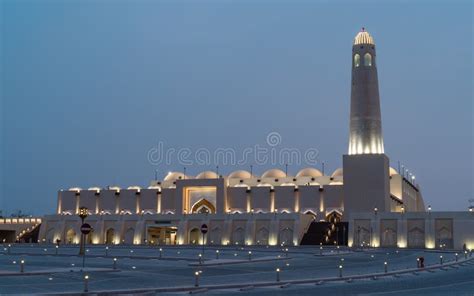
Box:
[201,224,208,234]
[81,223,92,235]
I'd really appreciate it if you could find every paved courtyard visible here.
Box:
[0,244,472,295]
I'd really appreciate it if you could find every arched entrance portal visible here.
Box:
[105,228,115,244]
[66,229,76,244]
[189,228,200,245]
[191,199,216,214]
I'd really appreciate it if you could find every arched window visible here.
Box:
[364,53,372,66]
[354,54,360,67]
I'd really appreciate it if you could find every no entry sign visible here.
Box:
[201,224,208,234]
[81,223,92,235]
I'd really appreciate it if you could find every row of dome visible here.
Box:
[164,168,334,182]
[162,167,400,182]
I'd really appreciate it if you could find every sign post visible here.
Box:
[200,224,208,256]
[80,223,92,269]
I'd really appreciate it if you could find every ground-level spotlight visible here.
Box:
[84,274,89,292]
[276,268,281,282]
[339,265,343,278]
[194,271,200,287]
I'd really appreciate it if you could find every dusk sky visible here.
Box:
[1,0,472,215]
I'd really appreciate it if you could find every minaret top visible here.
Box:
[353,28,375,45]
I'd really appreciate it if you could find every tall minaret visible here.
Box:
[348,28,384,155]
[343,28,391,218]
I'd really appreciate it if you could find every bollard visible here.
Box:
[55,245,58,255]
[215,250,219,260]
[20,260,24,273]
[84,274,89,292]
[339,265,343,278]
[248,251,252,261]
[337,245,340,254]
[113,258,117,270]
[384,261,388,273]
[439,255,443,265]
[198,254,202,265]
[105,246,109,257]
[416,257,420,268]
[285,248,289,257]
[455,253,458,262]
[194,271,200,287]
[320,246,323,256]
[276,268,280,282]
[7,244,11,255]
[465,251,468,259]
[159,248,163,259]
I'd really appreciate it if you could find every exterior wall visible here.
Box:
[343,154,391,216]
[348,211,474,250]
[39,213,313,246]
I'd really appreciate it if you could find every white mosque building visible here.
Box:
[37,29,473,250]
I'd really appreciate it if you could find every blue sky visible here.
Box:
[1,0,472,215]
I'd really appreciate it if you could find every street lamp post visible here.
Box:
[78,207,89,256]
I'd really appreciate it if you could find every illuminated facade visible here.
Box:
[36,29,474,249]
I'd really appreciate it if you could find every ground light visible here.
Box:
[194,271,200,287]
[83,275,89,292]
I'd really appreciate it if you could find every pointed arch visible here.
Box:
[354,53,360,67]
[191,199,216,214]
[256,227,269,245]
[364,53,372,66]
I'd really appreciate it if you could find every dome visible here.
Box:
[354,28,375,45]
[196,171,218,179]
[296,168,323,178]
[228,170,253,179]
[261,169,287,179]
[389,167,399,176]
[164,172,192,182]
[331,168,343,178]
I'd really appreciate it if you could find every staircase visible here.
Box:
[17,223,41,243]
[300,221,348,245]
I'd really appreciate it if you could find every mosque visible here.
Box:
[36,29,473,250]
